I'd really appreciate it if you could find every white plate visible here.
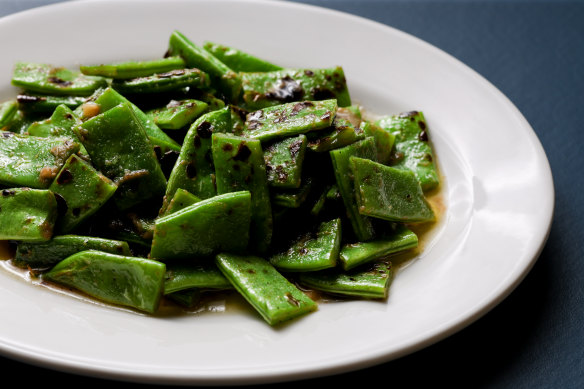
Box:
[0,0,554,384]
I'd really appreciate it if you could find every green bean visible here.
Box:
[76,103,167,210]
[264,135,307,188]
[14,235,131,269]
[49,154,117,233]
[240,67,351,110]
[216,253,317,325]
[0,188,57,241]
[80,56,186,79]
[212,133,272,253]
[298,261,394,299]
[146,99,208,130]
[44,250,166,313]
[150,191,252,260]
[203,42,283,72]
[244,99,337,142]
[270,218,341,272]
[376,111,439,191]
[0,131,79,188]
[12,62,106,96]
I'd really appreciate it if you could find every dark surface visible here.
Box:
[1,0,583,387]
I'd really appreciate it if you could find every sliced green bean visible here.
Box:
[203,42,283,72]
[0,188,57,241]
[240,67,350,110]
[14,235,131,269]
[76,103,167,210]
[168,31,242,102]
[12,62,106,96]
[270,218,341,272]
[299,261,393,299]
[164,262,232,294]
[350,156,435,223]
[80,56,186,79]
[244,99,337,142]
[163,107,231,209]
[376,111,440,191]
[361,121,395,165]
[216,253,317,325]
[111,68,210,95]
[27,104,89,158]
[44,250,166,313]
[329,137,377,241]
[264,135,307,188]
[339,226,418,270]
[0,100,18,129]
[78,87,181,153]
[160,188,201,217]
[306,116,365,152]
[147,99,208,130]
[49,154,117,233]
[212,133,272,253]
[150,191,252,260]
[271,176,313,208]
[0,131,79,188]
[17,94,86,114]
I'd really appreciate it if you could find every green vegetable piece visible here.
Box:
[306,117,365,152]
[0,131,79,188]
[27,105,80,138]
[376,111,440,191]
[271,176,313,208]
[212,133,272,253]
[164,262,232,294]
[150,191,252,260]
[309,184,331,217]
[80,56,186,79]
[147,99,208,130]
[12,62,106,96]
[350,157,435,223]
[270,218,341,272]
[298,261,394,299]
[166,289,201,308]
[76,103,167,210]
[27,105,89,158]
[244,99,337,142]
[160,188,201,217]
[2,110,40,134]
[203,42,283,72]
[339,226,418,271]
[163,107,231,208]
[80,87,180,153]
[216,253,317,325]
[0,188,57,241]
[264,135,307,188]
[361,121,395,165]
[44,250,166,313]
[111,68,210,95]
[17,94,88,114]
[0,100,18,129]
[229,105,247,135]
[14,235,131,269]
[168,31,242,102]
[329,137,377,241]
[240,67,351,110]
[49,154,117,233]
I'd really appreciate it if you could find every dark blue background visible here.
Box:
[1,1,583,387]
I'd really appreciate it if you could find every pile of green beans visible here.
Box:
[0,31,440,326]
